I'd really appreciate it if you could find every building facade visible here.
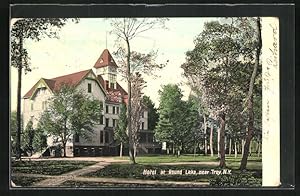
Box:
[22,49,160,157]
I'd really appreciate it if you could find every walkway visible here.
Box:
[32,161,110,187]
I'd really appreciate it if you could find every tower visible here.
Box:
[94,49,118,90]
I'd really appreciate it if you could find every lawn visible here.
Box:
[115,154,261,167]
[84,163,261,184]
[86,154,262,187]
[11,176,47,186]
[11,160,97,175]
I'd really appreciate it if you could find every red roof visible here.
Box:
[94,49,118,68]
[24,49,127,104]
[23,69,91,98]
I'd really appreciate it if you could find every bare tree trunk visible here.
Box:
[258,140,261,157]
[203,115,208,155]
[240,17,262,170]
[249,141,252,156]
[126,38,135,164]
[210,124,214,157]
[217,126,220,158]
[16,36,23,160]
[241,139,245,157]
[224,136,227,154]
[234,141,238,158]
[119,142,123,157]
[133,144,137,157]
[219,114,226,168]
[229,138,232,156]
[172,143,175,155]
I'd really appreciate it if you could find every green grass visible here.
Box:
[86,154,261,186]
[115,154,262,166]
[11,176,47,186]
[84,163,261,183]
[116,154,218,164]
[11,160,97,175]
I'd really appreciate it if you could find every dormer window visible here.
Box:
[100,59,103,63]
[110,83,115,89]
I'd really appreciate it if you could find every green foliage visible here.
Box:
[114,103,128,144]
[32,124,48,153]
[11,160,96,175]
[11,176,46,186]
[155,84,187,149]
[85,164,214,182]
[22,121,35,154]
[10,111,22,155]
[181,18,262,163]
[210,171,262,187]
[142,96,159,131]
[37,85,102,155]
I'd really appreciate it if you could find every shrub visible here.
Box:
[209,171,262,187]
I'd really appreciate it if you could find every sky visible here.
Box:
[10,17,215,110]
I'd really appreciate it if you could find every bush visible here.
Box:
[209,171,262,187]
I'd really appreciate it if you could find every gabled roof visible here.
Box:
[93,49,118,68]
[23,69,92,99]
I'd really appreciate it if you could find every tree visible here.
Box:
[32,123,48,154]
[22,120,35,156]
[37,85,102,157]
[182,18,261,168]
[130,72,146,157]
[114,103,128,157]
[142,95,159,131]
[10,111,22,156]
[11,18,78,159]
[183,95,202,156]
[155,84,188,157]
[239,17,262,170]
[108,18,168,164]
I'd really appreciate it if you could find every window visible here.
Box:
[110,82,115,89]
[105,81,109,89]
[88,83,92,93]
[100,115,104,124]
[75,134,79,142]
[42,101,47,110]
[100,131,104,143]
[141,111,144,118]
[141,122,144,130]
[116,107,119,114]
[113,119,116,127]
[31,102,34,111]
[106,105,109,113]
[112,106,116,114]
[105,118,109,127]
[100,103,103,111]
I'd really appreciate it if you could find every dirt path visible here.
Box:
[32,161,110,187]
